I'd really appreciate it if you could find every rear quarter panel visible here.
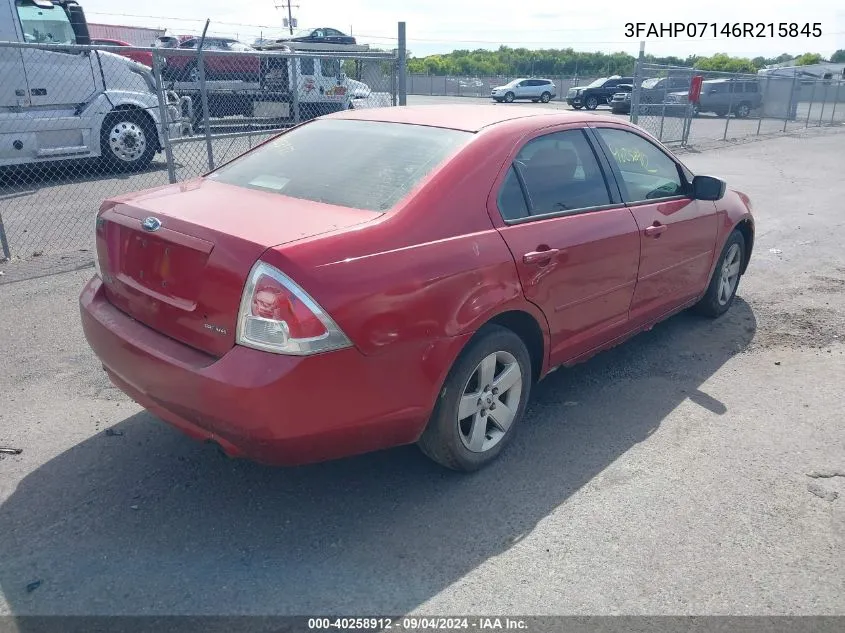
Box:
[262,120,553,370]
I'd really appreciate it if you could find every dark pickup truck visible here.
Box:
[566,76,634,110]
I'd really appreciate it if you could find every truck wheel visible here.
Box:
[100,110,157,173]
[571,104,583,110]
[584,95,599,110]
[735,102,751,118]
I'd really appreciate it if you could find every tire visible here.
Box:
[584,95,599,110]
[693,230,746,318]
[540,91,551,103]
[100,110,157,173]
[504,92,515,103]
[692,103,701,117]
[571,104,583,110]
[418,325,533,472]
[734,102,751,118]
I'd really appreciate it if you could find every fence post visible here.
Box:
[0,212,10,261]
[831,82,840,125]
[292,55,301,122]
[805,80,816,128]
[755,75,769,137]
[817,80,827,127]
[397,22,407,106]
[152,49,177,184]
[722,77,735,141]
[784,74,797,133]
[196,23,215,171]
[630,41,644,124]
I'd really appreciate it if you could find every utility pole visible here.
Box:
[274,1,300,35]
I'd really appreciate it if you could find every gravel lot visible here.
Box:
[1,125,844,618]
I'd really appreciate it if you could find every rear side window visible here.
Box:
[501,129,611,217]
[209,119,472,212]
[498,167,529,221]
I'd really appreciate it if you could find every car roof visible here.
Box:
[328,104,610,133]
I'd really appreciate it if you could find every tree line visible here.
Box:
[406,47,845,77]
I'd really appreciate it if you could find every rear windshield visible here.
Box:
[208,119,472,212]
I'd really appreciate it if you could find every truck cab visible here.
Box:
[0,0,187,171]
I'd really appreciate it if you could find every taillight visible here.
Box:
[236,261,352,355]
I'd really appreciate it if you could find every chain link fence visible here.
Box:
[0,40,398,262]
[407,74,601,101]
[630,62,845,147]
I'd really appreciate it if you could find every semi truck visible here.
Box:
[0,0,188,171]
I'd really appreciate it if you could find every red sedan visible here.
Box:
[80,105,755,471]
[159,37,262,82]
[91,38,154,68]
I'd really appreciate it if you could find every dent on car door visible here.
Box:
[490,127,641,366]
[591,126,719,325]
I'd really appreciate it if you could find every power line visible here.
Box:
[82,11,845,48]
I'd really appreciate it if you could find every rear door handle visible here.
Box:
[523,248,559,265]
[644,224,667,237]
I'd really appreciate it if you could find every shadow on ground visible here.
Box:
[0,300,757,617]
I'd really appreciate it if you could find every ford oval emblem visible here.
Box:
[141,217,162,232]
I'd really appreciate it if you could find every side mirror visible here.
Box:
[692,175,726,201]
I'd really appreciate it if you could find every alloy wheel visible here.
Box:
[457,351,523,453]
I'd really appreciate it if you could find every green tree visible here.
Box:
[693,53,757,73]
[831,49,845,63]
[795,52,823,66]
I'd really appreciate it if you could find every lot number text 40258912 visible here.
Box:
[624,23,823,38]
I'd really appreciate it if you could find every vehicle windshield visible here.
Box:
[641,77,662,89]
[15,0,76,44]
[585,77,608,88]
[208,119,473,212]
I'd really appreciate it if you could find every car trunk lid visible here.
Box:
[97,179,377,357]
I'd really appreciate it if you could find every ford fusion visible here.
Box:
[81,105,755,471]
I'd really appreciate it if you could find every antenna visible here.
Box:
[274,1,301,35]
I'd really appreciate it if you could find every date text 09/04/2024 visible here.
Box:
[308,617,529,630]
[624,22,822,38]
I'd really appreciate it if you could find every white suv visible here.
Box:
[491,78,557,103]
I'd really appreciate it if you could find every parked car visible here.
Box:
[81,105,755,472]
[566,75,634,110]
[160,37,263,82]
[347,78,371,99]
[638,75,693,104]
[609,84,633,114]
[274,27,356,45]
[91,38,154,68]
[666,78,763,118]
[491,78,557,103]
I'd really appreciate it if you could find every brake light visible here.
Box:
[236,261,351,355]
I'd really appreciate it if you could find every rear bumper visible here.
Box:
[80,276,469,466]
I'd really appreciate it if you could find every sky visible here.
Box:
[81,0,845,59]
